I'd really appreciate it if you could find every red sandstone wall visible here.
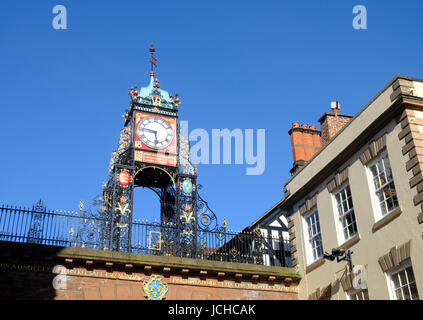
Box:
[0,268,298,300]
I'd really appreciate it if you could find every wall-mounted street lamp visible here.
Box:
[323,248,354,271]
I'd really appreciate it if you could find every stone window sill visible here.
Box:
[305,257,325,274]
[372,207,402,232]
[337,233,360,250]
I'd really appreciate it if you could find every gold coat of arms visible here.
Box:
[143,274,168,300]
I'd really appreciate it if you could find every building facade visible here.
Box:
[252,75,423,300]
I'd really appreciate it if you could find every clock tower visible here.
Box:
[100,45,201,253]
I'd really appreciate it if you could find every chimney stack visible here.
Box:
[288,122,322,175]
[318,101,353,146]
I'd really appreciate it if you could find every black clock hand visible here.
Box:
[143,128,157,135]
[143,128,157,140]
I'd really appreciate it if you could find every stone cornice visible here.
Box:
[0,241,301,281]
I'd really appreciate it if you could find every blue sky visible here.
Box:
[1,0,423,231]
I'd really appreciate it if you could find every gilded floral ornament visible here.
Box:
[116,202,130,216]
[180,210,195,223]
[116,219,128,229]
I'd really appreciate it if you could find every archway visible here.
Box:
[131,166,178,254]
[132,166,177,223]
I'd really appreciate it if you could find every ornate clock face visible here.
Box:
[136,116,174,150]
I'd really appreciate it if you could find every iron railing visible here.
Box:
[0,203,291,267]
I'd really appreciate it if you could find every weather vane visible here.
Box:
[149,43,157,74]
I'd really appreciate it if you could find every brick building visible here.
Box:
[248,75,423,300]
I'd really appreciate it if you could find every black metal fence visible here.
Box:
[0,203,290,267]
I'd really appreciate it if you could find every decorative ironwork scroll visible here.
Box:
[27,199,47,244]
[0,200,291,267]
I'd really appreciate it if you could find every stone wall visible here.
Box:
[0,241,300,300]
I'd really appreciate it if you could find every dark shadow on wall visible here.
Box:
[0,241,62,300]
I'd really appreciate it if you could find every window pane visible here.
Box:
[402,286,411,300]
[316,235,322,253]
[346,186,351,197]
[392,274,401,289]
[376,161,384,176]
[373,176,381,189]
[376,190,385,203]
[343,227,349,241]
[410,283,419,300]
[386,197,394,212]
[335,185,358,242]
[393,197,399,208]
[341,217,347,229]
[317,245,323,258]
[395,288,403,300]
[389,182,397,194]
[370,165,378,177]
[345,213,353,225]
[399,270,407,286]
[337,204,343,216]
[348,222,356,237]
[347,197,353,210]
[306,211,322,262]
[380,201,387,215]
[379,171,387,186]
[343,201,348,213]
[383,185,393,198]
[406,267,415,283]
[350,211,356,224]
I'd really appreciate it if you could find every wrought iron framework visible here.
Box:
[0,202,290,267]
[98,46,228,255]
[0,47,292,268]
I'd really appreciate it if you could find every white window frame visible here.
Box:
[332,182,358,245]
[347,288,369,300]
[366,150,399,221]
[302,209,323,265]
[387,260,419,300]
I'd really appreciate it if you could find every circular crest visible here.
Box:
[182,179,193,195]
[119,171,131,186]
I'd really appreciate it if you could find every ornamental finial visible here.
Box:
[149,44,157,73]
